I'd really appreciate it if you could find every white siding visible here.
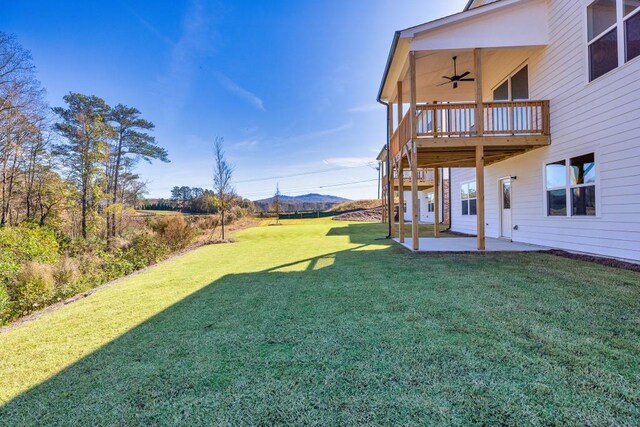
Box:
[403,188,443,224]
[451,0,640,261]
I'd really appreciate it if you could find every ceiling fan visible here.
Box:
[438,56,475,89]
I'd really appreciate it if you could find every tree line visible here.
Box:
[1,32,253,323]
[0,32,168,241]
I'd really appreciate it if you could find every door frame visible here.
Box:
[498,176,513,240]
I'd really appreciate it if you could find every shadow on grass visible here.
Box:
[0,225,398,425]
[325,222,452,245]
[1,222,639,425]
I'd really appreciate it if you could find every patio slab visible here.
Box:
[394,237,550,253]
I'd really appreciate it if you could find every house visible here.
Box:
[377,0,640,261]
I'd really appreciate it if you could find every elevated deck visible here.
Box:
[391,100,550,168]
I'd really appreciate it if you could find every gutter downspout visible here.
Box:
[377,32,401,239]
[378,99,393,239]
[447,168,452,231]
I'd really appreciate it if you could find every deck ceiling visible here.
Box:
[399,141,548,169]
[394,47,543,103]
[379,0,548,103]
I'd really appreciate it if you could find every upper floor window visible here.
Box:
[492,65,529,101]
[587,0,640,81]
[625,1,640,61]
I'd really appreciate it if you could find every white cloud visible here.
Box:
[230,139,259,150]
[217,74,265,111]
[322,157,376,168]
[347,103,381,113]
[290,122,351,142]
[154,0,214,122]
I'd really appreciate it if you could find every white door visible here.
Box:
[500,178,512,239]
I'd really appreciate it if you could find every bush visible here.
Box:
[0,284,11,324]
[124,232,170,270]
[53,256,81,298]
[0,225,59,286]
[150,214,196,250]
[8,262,55,315]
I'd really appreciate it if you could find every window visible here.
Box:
[492,65,529,101]
[461,182,477,216]
[545,160,567,216]
[493,80,509,101]
[588,0,618,80]
[587,0,640,81]
[426,193,435,213]
[492,65,529,134]
[502,181,511,209]
[625,2,640,60]
[545,154,597,217]
[570,153,597,216]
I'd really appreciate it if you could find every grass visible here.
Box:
[0,218,639,426]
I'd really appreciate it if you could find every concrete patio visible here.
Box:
[394,237,550,253]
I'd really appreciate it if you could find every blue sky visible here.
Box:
[1,0,466,200]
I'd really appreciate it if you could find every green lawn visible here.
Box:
[1,219,639,426]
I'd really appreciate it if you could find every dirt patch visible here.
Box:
[332,208,383,222]
[327,200,382,212]
[545,249,640,273]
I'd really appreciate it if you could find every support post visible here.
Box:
[409,51,419,251]
[390,162,395,237]
[398,160,405,243]
[397,81,403,124]
[476,146,485,250]
[387,103,395,236]
[434,167,440,238]
[474,48,484,136]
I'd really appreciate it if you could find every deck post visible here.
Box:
[397,81,403,124]
[434,167,440,237]
[474,48,484,136]
[476,145,485,250]
[387,103,394,235]
[398,159,405,243]
[474,48,485,250]
[409,51,419,251]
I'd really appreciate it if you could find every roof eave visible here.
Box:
[377,31,401,103]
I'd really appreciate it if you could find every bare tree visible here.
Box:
[271,182,282,225]
[0,32,45,116]
[212,137,234,239]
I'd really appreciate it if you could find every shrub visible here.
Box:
[150,214,196,251]
[0,285,11,325]
[124,232,170,270]
[0,225,59,286]
[53,256,81,298]
[8,262,55,315]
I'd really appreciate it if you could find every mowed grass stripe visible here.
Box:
[0,219,638,426]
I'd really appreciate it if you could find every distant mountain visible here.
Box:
[256,193,349,204]
[254,193,350,212]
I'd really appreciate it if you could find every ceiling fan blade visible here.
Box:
[441,76,453,80]
[459,71,471,79]
[459,78,475,82]
[437,81,451,86]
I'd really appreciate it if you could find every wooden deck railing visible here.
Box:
[389,100,549,160]
[393,169,434,181]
